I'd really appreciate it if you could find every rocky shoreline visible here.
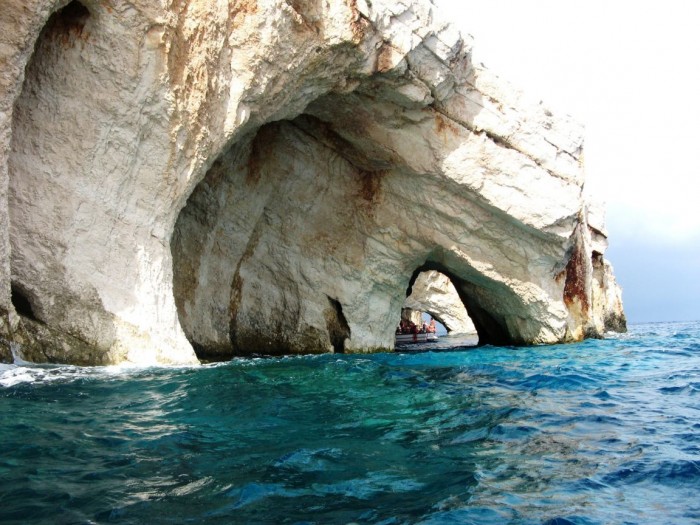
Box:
[0,0,625,365]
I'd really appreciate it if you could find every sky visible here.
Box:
[435,0,700,323]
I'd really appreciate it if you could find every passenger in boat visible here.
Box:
[428,319,437,333]
[409,321,418,341]
[422,320,429,333]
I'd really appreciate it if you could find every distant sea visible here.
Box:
[1,321,699,524]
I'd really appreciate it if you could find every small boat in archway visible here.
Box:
[395,332,439,344]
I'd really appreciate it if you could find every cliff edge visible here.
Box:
[0,0,625,364]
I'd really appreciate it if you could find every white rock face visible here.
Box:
[0,0,625,364]
[404,271,476,334]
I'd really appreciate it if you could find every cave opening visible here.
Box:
[10,284,39,323]
[7,0,94,332]
[400,269,478,347]
[170,116,384,359]
[170,88,521,357]
[405,261,519,348]
[325,297,350,354]
[43,1,91,43]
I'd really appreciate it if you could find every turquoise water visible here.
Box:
[1,321,699,524]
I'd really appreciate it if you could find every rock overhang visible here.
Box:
[0,0,626,365]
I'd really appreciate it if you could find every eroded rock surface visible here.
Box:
[0,0,625,364]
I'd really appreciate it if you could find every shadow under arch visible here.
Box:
[171,116,391,360]
[406,259,519,347]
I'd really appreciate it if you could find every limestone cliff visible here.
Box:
[0,0,626,365]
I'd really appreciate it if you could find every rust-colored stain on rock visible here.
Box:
[435,113,459,136]
[376,42,397,73]
[230,0,258,26]
[563,238,589,314]
[357,169,381,202]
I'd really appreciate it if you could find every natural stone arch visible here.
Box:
[170,79,582,357]
[1,0,626,365]
[404,259,532,347]
[403,270,476,335]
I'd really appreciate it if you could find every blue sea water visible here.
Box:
[1,321,699,524]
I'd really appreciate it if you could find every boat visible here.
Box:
[395,332,439,344]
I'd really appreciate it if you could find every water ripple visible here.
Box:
[1,321,699,523]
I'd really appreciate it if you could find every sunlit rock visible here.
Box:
[0,0,625,364]
[404,271,476,334]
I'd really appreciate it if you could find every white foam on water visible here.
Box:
[0,357,209,388]
[0,363,91,388]
[0,365,38,387]
[9,341,31,365]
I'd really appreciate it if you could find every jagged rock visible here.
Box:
[0,0,625,364]
[0,311,14,364]
[404,271,476,334]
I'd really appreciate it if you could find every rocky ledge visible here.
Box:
[0,0,625,365]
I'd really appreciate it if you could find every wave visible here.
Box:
[2,320,700,524]
[603,459,700,488]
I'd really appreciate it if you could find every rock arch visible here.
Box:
[169,77,609,357]
[0,0,626,364]
[403,270,475,336]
